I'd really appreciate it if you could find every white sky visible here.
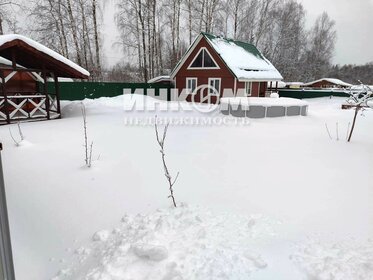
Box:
[300,0,373,65]
[101,0,373,67]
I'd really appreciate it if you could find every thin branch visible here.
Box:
[325,123,332,140]
[154,115,178,207]
[9,127,19,146]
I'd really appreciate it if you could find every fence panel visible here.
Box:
[39,82,173,101]
[279,89,349,99]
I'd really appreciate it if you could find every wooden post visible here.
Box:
[53,73,61,119]
[0,72,10,124]
[42,68,50,120]
[11,49,16,70]
[275,81,278,92]
[0,143,16,280]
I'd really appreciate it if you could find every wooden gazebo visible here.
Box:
[0,34,89,124]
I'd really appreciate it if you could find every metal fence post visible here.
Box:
[0,143,15,280]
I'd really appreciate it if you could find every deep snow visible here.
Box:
[1,96,373,279]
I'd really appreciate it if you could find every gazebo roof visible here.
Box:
[0,34,89,79]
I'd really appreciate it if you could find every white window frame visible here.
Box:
[186,77,198,93]
[245,81,252,96]
[187,47,220,70]
[208,78,221,96]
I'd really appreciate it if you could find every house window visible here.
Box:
[186,78,197,93]
[208,78,221,95]
[189,48,218,68]
[245,82,252,96]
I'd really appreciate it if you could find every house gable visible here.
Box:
[173,36,235,80]
[188,47,220,69]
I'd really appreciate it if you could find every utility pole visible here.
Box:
[0,143,15,280]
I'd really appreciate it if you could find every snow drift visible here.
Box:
[54,205,274,280]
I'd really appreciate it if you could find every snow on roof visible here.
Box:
[0,34,90,77]
[304,78,352,87]
[286,82,304,86]
[203,33,283,81]
[267,81,287,88]
[221,97,307,109]
[147,75,172,83]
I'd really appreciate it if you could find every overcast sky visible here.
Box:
[299,0,373,65]
[102,0,373,67]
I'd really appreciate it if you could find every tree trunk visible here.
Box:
[92,0,102,79]
[66,0,82,65]
[57,0,69,59]
[0,17,4,35]
[348,106,360,142]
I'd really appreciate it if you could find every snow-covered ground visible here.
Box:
[2,96,373,279]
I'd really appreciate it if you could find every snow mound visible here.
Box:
[92,230,110,242]
[55,205,275,280]
[290,239,373,280]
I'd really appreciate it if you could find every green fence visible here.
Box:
[279,89,349,99]
[39,82,173,101]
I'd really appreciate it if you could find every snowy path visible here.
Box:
[1,96,373,279]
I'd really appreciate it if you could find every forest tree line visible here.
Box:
[1,0,373,84]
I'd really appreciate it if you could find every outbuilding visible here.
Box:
[170,32,283,102]
[303,78,352,89]
[0,34,89,124]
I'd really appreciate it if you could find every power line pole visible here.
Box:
[0,143,15,280]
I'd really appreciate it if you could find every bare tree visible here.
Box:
[154,116,179,207]
[301,12,337,81]
[0,0,20,35]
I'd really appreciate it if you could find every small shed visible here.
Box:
[0,34,89,124]
[303,78,352,89]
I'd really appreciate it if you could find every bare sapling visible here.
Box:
[346,82,373,142]
[336,122,339,141]
[325,123,332,140]
[81,103,94,167]
[17,122,24,141]
[346,122,351,141]
[9,122,25,146]
[154,116,179,208]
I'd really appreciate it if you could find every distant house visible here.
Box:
[170,32,283,102]
[0,34,89,124]
[285,82,305,89]
[304,78,352,89]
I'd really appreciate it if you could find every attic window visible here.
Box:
[189,48,218,69]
